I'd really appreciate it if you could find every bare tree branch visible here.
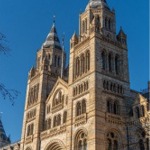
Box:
[0,32,19,105]
[0,32,10,54]
[0,83,19,105]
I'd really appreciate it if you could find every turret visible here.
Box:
[70,32,78,48]
[117,27,127,47]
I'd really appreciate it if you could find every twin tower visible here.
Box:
[20,0,132,150]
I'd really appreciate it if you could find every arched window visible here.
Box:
[76,57,80,76]
[135,107,140,118]
[103,80,106,89]
[63,111,67,124]
[80,54,85,75]
[82,100,86,114]
[110,83,113,91]
[76,102,82,116]
[113,84,116,93]
[107,101,110,113]
[108,19,111,30]
[105,17,108,28]
[57,114,61,126]
[96,15,100,31]
[54,55,57,67]
[107,139,112,150]
[102,51,106,70]
[27,123,34,136]
[82,21,85,34]
[27,125,30,136]
[139,139,145,150]
[75,131,87,150]
[106,132,119,150]
[86,51,90,71]
[107,100,113,113]
[141,105,145,117]
[108,53,112,72]
[58,91,62,103]
[53,116,57,127]
[81,84,83,93]
[58,56,61,67]
[114,101,120,115]
[85,19,87,33]
[106,81,109,90]
[47,118,51,129]
[115,55,119,75]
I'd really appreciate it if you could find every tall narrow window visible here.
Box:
[58,56,61,67]
[96,15,100,31]
[54,55,57,67]
[53,116,57,127]
[86,51,90,71]
[81,54,85,75]
[85,19,87,33]
[82,100,86,114]
[105,18,108,29]
[135,107,140,118]
[82,21,85,33]
[75,131,87,150]
[78,140,82,150]
[76,102,82,116]
[141,105,145,117]
[106,132,119,150]
[102,51,106,70]
[27,125,30,136]
[83,139,87,150]
[107,139,112,150]
[63,111,67,123]
[76,57,80,76]
[108,53,112,72]
[114,101,120,115]
[114,140,118,150]
[108,19,111,30]
[115,55,119,74]
[47,118,51,129]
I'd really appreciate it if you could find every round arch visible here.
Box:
[25,147,32,150]
[74,128,88,150]
[45,140,66,150]
[104,128,123,150]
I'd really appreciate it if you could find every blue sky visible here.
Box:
[0,0,149,143]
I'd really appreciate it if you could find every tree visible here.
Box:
[0,32,19,105]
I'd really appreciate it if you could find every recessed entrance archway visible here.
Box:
[45,140,65,150]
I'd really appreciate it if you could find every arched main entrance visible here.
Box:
[45,140,65,150]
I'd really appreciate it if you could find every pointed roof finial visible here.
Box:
[53,15,56,25]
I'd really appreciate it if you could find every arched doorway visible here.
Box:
[45,141,65,150]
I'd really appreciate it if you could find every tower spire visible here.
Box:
[42,22,62,50]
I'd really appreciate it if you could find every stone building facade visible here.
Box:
[0,0,149,150]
